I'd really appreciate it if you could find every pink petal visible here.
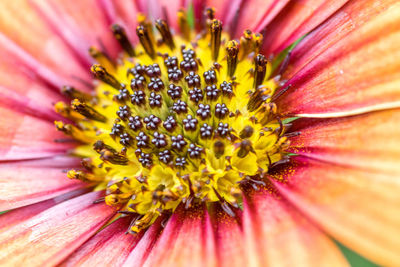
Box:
[142,205,217,267]
[272,157,400,266]
[276,4,400,117]
[210,205,247,267]
[243,187,348,266]
[0,106,74,161]
[0,191,115,266]
[288,109,400,176]
[0,188,89,232]
[0,0,92,89]
[122,217,164,267]
[0,162,85,211]
[262,0,349,55]
[61,216,142,266]
[31,0,120,60]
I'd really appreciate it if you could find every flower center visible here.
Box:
[55,9,291,234]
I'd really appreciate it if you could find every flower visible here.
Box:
[0,0,399,266]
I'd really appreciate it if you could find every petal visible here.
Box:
[122,217,164,267]
[0,106,74,161]
[61,217,142,266]
[0,191,115,266]
[288,109,400,176]
[0,162,85,211]
[142,204,217,267]
[210,205,248,267]
[232,0,289,37]
[271,157,400,266]
[243,186,348,266]
[0,188,89,232]
[0,0,91,89]
[262,0,349,55]
[277,4,400,117]
[31,0,120,60]
[285,0,398,80]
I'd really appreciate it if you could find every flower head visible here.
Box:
[0,0,399,266]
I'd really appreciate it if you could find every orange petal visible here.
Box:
[262,0,348,55]
[61,217,142,266]
[0,161,85,210]
[0,106,74,160]
[289,109,400,176]
[0,0,92,89]
[285,0,398,80]
[0,188,89,233]
[243,186,348,266]
[277,3,400,117]
[271,157,400,266]
[0,191,115,266]
[142,204,217,267]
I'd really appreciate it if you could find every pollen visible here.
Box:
[55,9,291,234]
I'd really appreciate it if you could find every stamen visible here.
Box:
[89,46,115,71]
[210,19,222,61]
[71,99,107,122]
[91,64,122,90]
[254,54,267,89]
[155,19,175,50]
[111,24,135,57]
[54,121,92,143]
[136,25,156,58]
[226,40,239,78]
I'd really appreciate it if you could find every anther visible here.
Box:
[188,143,204,159]
[203,69,217,85]
[111,24,135,57]
[210,19,222,61]
[200,123,213,139]
[155,19,175,50]
[71,99,107,122]
[89,46,114,70]
[158,150,173,164]
[149,92,163,108]
[54,121,91,143]
[213,141,225,158]
[100,148,129,165]
[183,115,198,131]
[239,30,253,60]
[143,115,161,130]
[196,103,211,120]
[226,40,239,77]
[240,125,254,138]
[131,90,146,106]
[168,67,183,82]
[136,131,150,148]
[131,76,146,90]
[205,84,220,100]
[254,54,267,89]
[172,100,188,114]
[237,139,254,158]
[188,88,204,103]
[167,84,183,99]
[62,86,93,102]
[152,132,168,148]
[116,105,131,120]
[91,64,122,90]
[128,116,143,131]
[163,116,177,132]
[136,25,156,58]
[178,9,191,40]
